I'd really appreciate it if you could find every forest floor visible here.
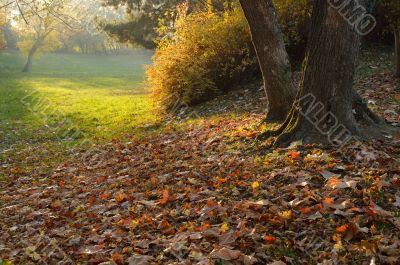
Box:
[0,47,400,264]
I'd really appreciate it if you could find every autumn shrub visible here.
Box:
[146,6,257,113]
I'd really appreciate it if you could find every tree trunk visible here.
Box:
[395,28,400,78]
[22,45,38,73]
[239,0,296,121]
[273,0,374,147]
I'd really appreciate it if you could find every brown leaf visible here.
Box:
[128,254,154,265]
[51,199,62,209]
[159,219,175,235]
[209,247,243,261]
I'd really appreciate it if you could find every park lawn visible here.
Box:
[0,51,157,172]
[0,51,156,147]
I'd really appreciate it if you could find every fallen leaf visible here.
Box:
[220,223,230,233]
[51,199,62,209]
[252,181,260,189]
[289,151,301,160]
[115,193,127,203]
[128,254,154,265]
[264,235,277,243]
[159,189,171,205]
[336,224,349,233]
[209,247,243,261]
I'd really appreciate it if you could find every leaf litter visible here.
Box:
[0,69,399,264]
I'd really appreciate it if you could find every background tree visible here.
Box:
[100,0,184,49]
[13,0,80,72]
[381,0,400,77]
[58,0,126,55]
[100,0,234,48]
[0,8,6,49]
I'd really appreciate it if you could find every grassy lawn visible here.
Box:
[0,50,157,173]
[0,50,156,149]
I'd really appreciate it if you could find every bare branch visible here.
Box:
[16,0,29,24]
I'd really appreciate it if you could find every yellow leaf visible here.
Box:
[279,210,293,220]
[220,223,230,233]
[252,181,260,189]
[334,239,344,250]
[131,220,139,229]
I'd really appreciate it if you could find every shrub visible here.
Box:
[146,6,257,113]
[274,0,312,63]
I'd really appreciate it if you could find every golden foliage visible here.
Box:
[0,10,6,49]
[147,6,255,113]
[273,0,312,47]
[17,30,62,56]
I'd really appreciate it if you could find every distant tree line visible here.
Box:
[100,0,399,75]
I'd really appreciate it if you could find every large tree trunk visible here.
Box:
[395,29,400,78]
[239,0,296,121]
[22,45,38,73]
[273,0,383,147]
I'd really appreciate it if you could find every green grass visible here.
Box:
[0,50,157,150]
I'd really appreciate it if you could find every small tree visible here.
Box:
[13,0,77,72]
[17,26,62,72]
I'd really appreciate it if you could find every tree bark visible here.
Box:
[22,44,38,73]
[273,0,374,147]
[239,0,296,121]
[395,28,400,78]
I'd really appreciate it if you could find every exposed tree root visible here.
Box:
[258,89,396,148]
[352,91,385,125]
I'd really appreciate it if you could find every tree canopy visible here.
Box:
[0,9,6,49]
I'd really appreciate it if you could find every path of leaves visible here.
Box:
[1,71,399,265]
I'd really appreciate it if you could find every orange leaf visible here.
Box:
[159,189,170,205]
[196,223,210,232]
[326,176,341,188]
[289,151,301,160]
[299,207,312,214]
[264,235,277,243]
[100,192,112,200]
[216,177,228,185]
[111,252,122,264]
[115,193,127,203]
[57,180,65,188]
[323,197,334,205]
[207,200,218,207]
[336,224,349,233]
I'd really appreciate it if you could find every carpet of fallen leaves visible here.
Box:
[0,70,399,265]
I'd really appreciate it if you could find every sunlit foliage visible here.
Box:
[273,0,312,60]
[0,10,6,49]
[147,5,257,113]
[17,29,62,56]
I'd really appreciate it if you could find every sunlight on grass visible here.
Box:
[0,50,156,150]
